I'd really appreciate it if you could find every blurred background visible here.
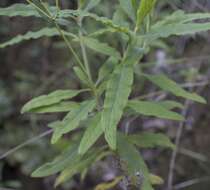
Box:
[0,0,210,190]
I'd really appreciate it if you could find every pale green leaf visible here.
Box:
[21,89,87,113]
[32,143,81,177]
[144,74,206,103]
[79,113,103,155]
[127,132,175,149]
[81,37,121,59]
[128,100,184,121]
[117,133,153,190]
[136,0,156,28]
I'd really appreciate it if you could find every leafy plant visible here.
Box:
[0,0,209,189]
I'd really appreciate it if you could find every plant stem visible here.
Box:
[78,21,93,83]
[54,22,87,73]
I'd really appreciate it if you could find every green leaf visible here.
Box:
[149,174,164,185]
[146,23,210,40]
[127,132,175,149]
[0,28,58,48]
[101,64,134,150]
[153,10,210,28]
[118,0,136,22]
[81,37,121,59]
[59,10,130,34]
[49,121,65,144]
[97,57,118,84]
[157,100,184,110]
[101,39,143,150]
[128,100,184,121]
[117,133,153,190]
[79,113,103,155]
[73,66,90,86]
[21,89,87,113]
[30,101,80,113]
[32,143,81,177]
[144,74,206,104]
[53,100,96,143]
[136,0,156,29]
[0,3,40,17]
[55,149,101,186]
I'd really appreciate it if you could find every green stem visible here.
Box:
[54,22,87,73]
[26,0,52,19]
[78,23,92,83]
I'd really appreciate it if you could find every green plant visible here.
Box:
[0,0,209,189]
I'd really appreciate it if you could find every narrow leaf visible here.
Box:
[136,0,156,28]
[0,3,40,17]
[101,38,143,149]
[55,149,101,186]
[144,74,206,103]
[117,133,153,190]
[73,66,90,86]
[61,99,96,135]
[128,100,184,121]
[146,23,210,40]
[157,100,184,110]
[49,121,65,144]
[79,113,103,155]
[81,37,121,59]
[127,132,175,149]
[0,27,76,48]
[32,143,81,177]
[101,64,134,150]
[30,101,80,113]
[21,89,87,113]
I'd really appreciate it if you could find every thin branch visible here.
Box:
[167,100,190,190]
[173,176,210,190]
[0,129,53,160]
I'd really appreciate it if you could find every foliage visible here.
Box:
[0,0,209,189]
